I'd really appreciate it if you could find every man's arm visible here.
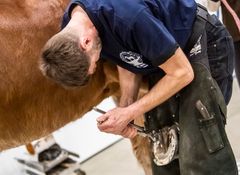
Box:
[97,47,194,137]
[117,66,142,107]
[105,66,141,138]
[129,48,194,116]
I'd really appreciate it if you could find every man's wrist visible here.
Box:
[126,103,145,121]
[119,96,135,107]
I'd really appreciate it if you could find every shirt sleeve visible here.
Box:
[61,11,70,29]
[127,8,179,67]
[61,1,82,29]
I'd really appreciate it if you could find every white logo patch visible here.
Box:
[190,35,202,57]
[120,51,149,68]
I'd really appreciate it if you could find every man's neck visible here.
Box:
[68,5,94,33]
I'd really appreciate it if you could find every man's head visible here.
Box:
[40,26,102,87]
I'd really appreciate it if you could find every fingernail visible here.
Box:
[97,121,104,124]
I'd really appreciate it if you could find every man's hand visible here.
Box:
[96,107,138,138]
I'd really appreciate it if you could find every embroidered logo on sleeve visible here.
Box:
[190,35,202,57]
[120,51,149,68]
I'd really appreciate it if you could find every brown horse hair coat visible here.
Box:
[0,1,152,174]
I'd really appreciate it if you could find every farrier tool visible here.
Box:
[92,107,156,141]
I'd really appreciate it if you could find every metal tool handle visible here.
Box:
[93,107,106,114]
[129,122,145,132]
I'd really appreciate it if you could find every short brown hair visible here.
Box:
[40,31,90,87]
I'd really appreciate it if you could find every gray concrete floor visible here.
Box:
[81,139,145,175]
[81,78,240,175]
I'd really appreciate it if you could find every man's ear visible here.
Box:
[79,36,91,51]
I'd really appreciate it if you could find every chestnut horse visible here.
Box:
[0,0,152,174]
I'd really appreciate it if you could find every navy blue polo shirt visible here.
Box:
[62,0,197,75]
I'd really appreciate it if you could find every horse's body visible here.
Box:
[0,0,118,150]
[0,1,151,174]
